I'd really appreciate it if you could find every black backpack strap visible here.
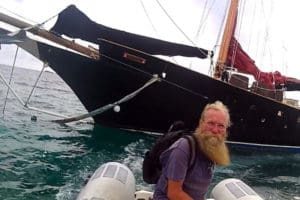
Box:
[167,120,186,133]
[183,135,197,169]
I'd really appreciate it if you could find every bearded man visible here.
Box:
[153,101,231,200]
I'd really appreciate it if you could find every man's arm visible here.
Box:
[167,180,193,200]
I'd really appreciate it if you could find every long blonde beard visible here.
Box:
[195,128,230,166]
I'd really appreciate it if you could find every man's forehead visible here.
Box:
[204,109,227,119]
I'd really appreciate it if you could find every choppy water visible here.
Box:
[0,65,299,199]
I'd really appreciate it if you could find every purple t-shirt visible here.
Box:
[153,137,214,200]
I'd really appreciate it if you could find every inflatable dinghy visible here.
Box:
[77,162,263,200]
[209,178,263,200]
[76,162,135,200]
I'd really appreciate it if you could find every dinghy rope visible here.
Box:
[52,75,160,124]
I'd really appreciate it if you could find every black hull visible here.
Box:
[37,39,300,147]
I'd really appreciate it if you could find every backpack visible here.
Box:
[142,122,197,184]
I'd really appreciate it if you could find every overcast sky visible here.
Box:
[0,0,299,100]
[0,0,224,71]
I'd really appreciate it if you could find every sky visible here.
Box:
[0,0,299,100]
[0,0,224,71]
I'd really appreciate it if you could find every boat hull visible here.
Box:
[37,39,300,147]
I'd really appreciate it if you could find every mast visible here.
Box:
[214,0,238,79]
[0,12,99,59]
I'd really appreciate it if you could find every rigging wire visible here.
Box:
[51,51,209,124]
[100,52,209,100]
[230,0,246,71]
[0,6,36,25]
[0,5,62,41]
[194,0,216,41]
[227,0,282,93]
[24,63,47,107]
[52,75,160,124]
[2,46,19,116]
[254,0,276,88]
[246,1,256,52]
[139,0,179,65]
[139,0,158,35]
[210,0,229,76]
[154,0,209,57]
[194,0,209,40]
[193,0,216,73]
[0,65,68,119]
[0,5,57,30]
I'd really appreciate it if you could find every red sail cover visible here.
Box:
[226,37,300,90]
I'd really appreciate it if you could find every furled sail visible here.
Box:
[226,37,300,91]
[50,5,210,59]
[216,1,300,92]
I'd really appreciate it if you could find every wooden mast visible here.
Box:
[0,12,99,60]
[214,0,239,79]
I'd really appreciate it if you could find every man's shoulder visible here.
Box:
[169,137,190,150]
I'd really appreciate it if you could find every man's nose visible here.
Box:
[211,126,221,134]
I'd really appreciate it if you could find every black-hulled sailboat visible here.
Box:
[0,0,299,149]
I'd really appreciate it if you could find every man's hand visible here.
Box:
[167,180,193,200]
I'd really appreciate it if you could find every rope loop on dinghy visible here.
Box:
[52,75,160,124]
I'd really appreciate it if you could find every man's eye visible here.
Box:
[217,124,225,129]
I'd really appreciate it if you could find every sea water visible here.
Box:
[0,65,299,200]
